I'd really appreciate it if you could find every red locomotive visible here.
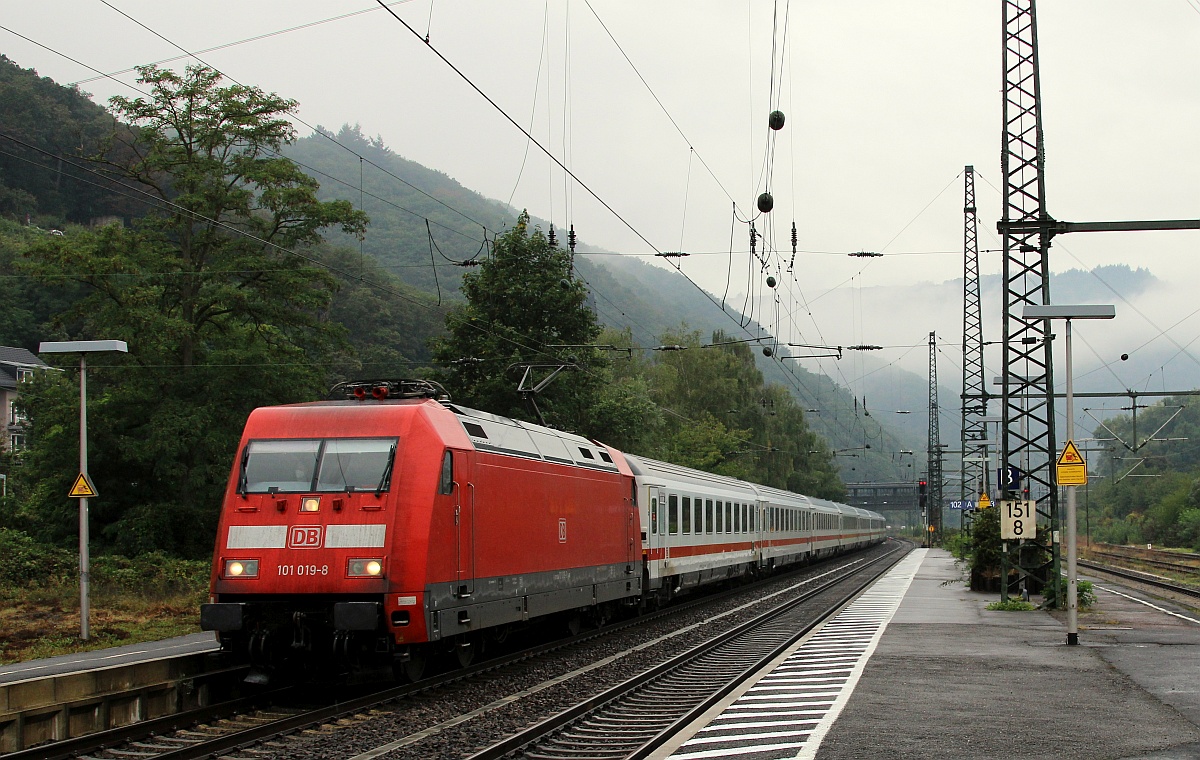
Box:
[201,380,884,681]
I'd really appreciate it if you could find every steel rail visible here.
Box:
[1080,559,1200,601]
[12,547,890,760]
[464,542,909,760]
[1088,550,1200,577]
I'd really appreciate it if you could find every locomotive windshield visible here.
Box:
[241,438,398,494]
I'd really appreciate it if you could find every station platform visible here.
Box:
[0,631,217,685]
[653,546,1200,760]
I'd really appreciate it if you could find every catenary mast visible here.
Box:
[961,166,987,520]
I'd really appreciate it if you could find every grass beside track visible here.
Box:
[0,529,209,664]
[0,583,206,664]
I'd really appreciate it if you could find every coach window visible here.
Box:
[681,496,691,534]
[732,502,739,533]
[438,451,454,494]
[706,500,715,534]
[669,494,679,534]
[650,497,658,534]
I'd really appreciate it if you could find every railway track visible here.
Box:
[1087,548,1200,578]
[1079,558,1200,601]
[10,546,898,760]
[462,543,908,760]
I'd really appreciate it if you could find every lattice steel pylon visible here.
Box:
[928,331,943,543]
[999,0,1058,598]
[961,166,987,522]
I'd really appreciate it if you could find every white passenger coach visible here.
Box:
[625,455,886,597]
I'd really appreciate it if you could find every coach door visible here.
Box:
[649,487,666,583]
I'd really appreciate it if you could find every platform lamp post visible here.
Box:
[38,340,128,640]
[1022,305,1115,646]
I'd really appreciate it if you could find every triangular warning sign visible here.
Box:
[1057,440,1084,466]
[978,492,991,509]
[69,473,97,498]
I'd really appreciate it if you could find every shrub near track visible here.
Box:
[0,528,209,664]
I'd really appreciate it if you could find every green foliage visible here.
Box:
[1043,578,1096,610]
[1082,397,1200,551]
[0,54,130,225]
[432,211,610,433]
[286,123,919,484]
[986,599,1037,611]
[12,65,367,557]
[965,507,1049,594]
[0,61,902,564]
[431,225,844,498]
[605,327,845,499]
[0,528,75,587]
[945,529,971,562]
[288,124,511,296]
[967,506,1002,590]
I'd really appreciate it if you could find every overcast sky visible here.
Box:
[4,1,1199,408]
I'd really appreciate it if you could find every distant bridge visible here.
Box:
[845,482,920,530]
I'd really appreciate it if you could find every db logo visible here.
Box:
[289,526,323,549]
[558,518,567,543]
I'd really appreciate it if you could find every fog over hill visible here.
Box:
[289,127,1198,485]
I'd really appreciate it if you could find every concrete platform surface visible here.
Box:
[815,548,1200,760]
[0,631,217,685]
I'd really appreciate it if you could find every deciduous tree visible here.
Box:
[16,65,367,557]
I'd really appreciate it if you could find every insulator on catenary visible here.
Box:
[548,225,557,247]
[568,224,576,253]
[789,221,797,271]
[766,276,777,288]
[769,110,785,130]
[762,345,774,357]
[757,192,774,213]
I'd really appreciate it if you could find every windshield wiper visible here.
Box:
[375,443,397,498]
[236,446,250,499]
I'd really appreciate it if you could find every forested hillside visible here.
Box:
[0,58,913,560]
[1084,397,1200,549]
[283,125,915,482]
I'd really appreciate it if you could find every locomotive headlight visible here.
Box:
[348,558,384,577]
[300,497,320,512]
[224,559,259,578]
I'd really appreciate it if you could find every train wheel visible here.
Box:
[565,613,584,637]
[453,635,475,669]
[394,652,427,683]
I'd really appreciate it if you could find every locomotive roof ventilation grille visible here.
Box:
[328,379,451,402]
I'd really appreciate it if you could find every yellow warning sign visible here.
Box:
[978,492,991,509]
[1056,440,1087,486]
[68,473,97,498]
[1058,440,1085,466]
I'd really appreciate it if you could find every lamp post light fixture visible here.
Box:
[38,340,128,640]
[1022,304,1115,647]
